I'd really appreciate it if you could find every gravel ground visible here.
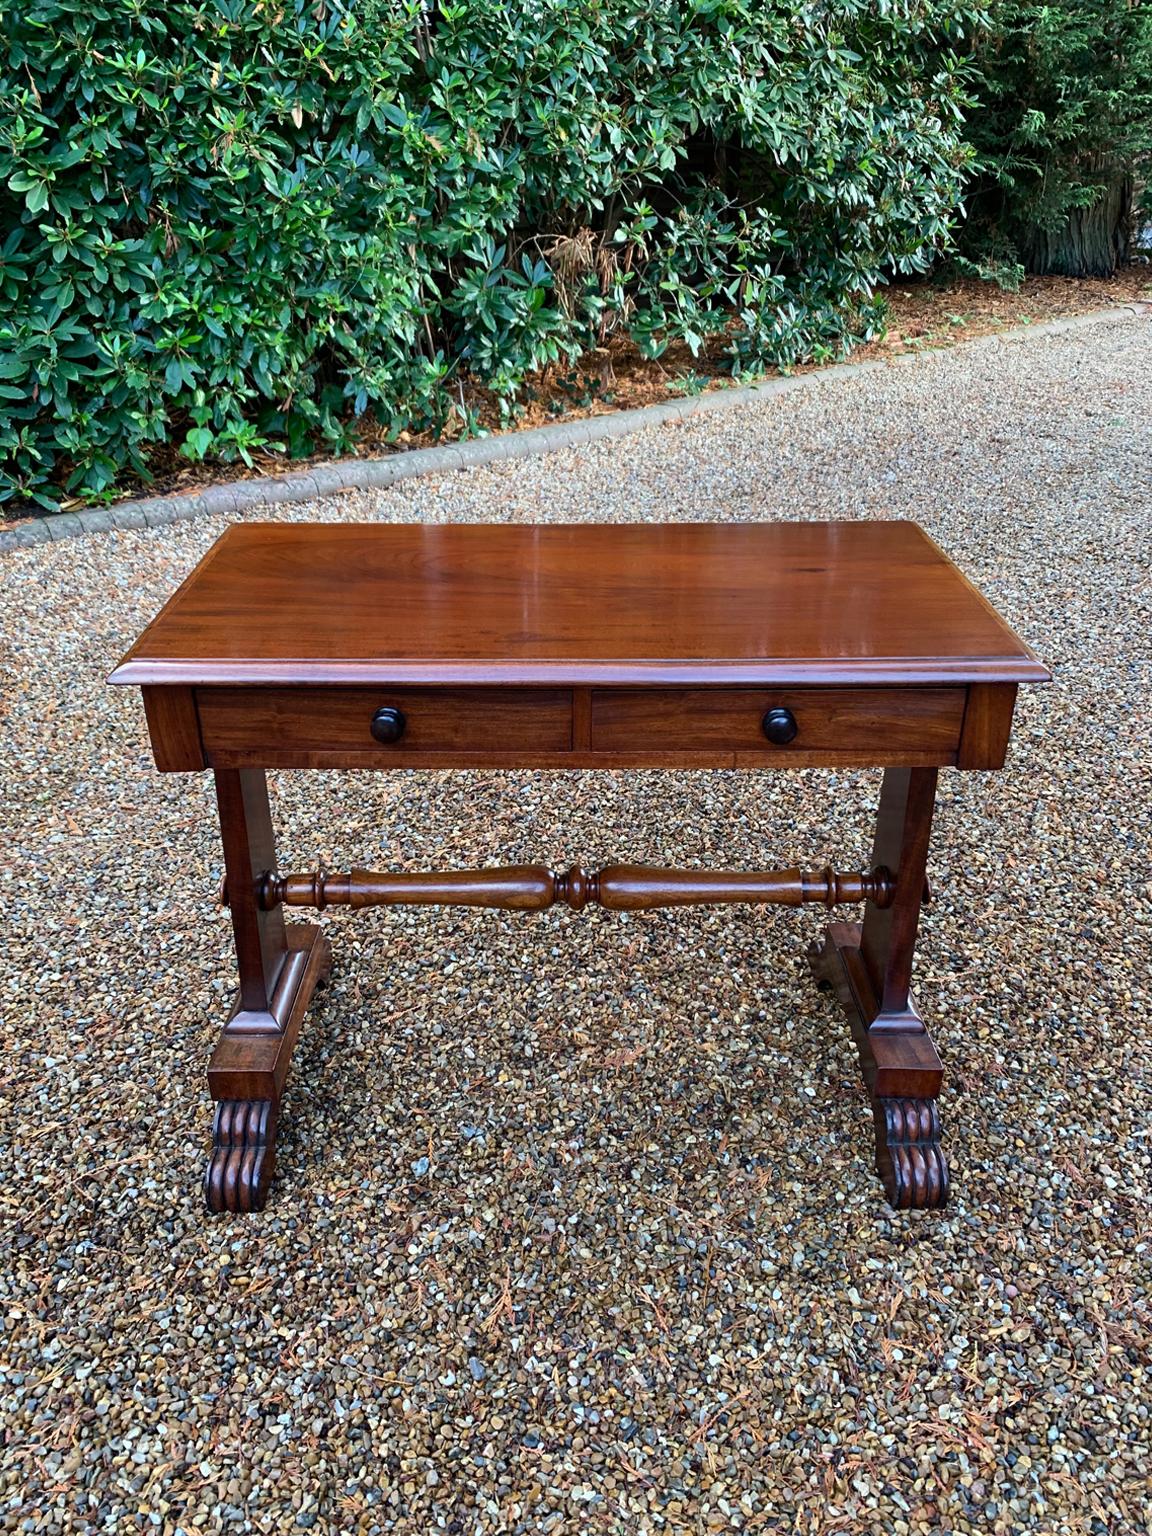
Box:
[2,314,1150,1535]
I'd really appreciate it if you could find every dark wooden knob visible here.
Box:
[370,705,406,745]
[761,707,798,745]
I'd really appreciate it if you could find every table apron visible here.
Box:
[143,682,1017,772]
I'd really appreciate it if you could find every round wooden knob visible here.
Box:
[370,705,406,745]
[761,707,798,745]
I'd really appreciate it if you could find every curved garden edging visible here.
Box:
[2,303,1146,555]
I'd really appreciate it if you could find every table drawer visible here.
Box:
[197,687,573,760]
[589,688,966,759]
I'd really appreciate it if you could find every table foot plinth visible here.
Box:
[205,922,331,1213]
[808,920,948,1210]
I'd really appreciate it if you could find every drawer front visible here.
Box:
[198,687,573,758]
[589,688,966,758]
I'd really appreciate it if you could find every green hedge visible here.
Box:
[960,1,1152,278]
[1,0,979,511]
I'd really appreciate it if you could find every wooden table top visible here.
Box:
[110,521,1048,688]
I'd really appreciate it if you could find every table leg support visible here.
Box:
[807,767,949,1210]
[204,770,331,1213]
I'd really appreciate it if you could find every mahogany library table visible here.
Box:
[110,521,1049,1213]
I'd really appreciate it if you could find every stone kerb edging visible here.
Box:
[2,302,1147,553]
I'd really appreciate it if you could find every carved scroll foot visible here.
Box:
[204,1099,278,1213]
[874,1097,949,1210]
[808,921,949,1210]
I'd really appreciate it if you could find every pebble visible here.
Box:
[2,314,1150,1533]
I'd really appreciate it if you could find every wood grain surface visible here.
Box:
[109,521,1050,687]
